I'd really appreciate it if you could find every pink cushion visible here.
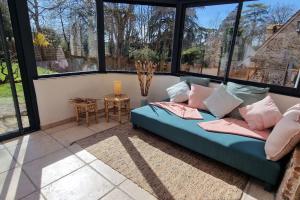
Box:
[285,104,300,122]
[239,95,282,130]
[265,104,300,161]
[188,84,214,110]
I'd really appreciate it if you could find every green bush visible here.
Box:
[129,47,159,63]
[182,47,203,65]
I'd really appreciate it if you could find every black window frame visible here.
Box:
[177,0,300,97]
[10,0,299,98]
[178,1,243,82]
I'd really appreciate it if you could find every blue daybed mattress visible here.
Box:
[131,105,286,187]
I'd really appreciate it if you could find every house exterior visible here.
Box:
[250,10,300,87]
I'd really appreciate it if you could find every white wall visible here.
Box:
[34,74,179,126]
[269,93,300,113]
[34,74,299,126]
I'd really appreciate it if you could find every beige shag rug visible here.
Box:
[77,124,248,200]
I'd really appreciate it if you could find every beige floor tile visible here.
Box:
[87,119,119,133]
[101,188,132,200]
[241,180,275,200]
[0,149,19,173]
[67,143,97,163]
[23,148,85,188]
[43,122,77,135]
[48,125,95,146]
[90,160,126,185]
[0,167,36,200]
[20,192,45,200]
[2,131,48,148]
[41,166,114,200]
[119,179,157,200]
[7,134,64,165]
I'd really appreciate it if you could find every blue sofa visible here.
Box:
[131,105,286,188]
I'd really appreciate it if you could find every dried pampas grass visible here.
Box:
[135,61,156,97]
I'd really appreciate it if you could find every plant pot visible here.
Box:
[140,96,149,106]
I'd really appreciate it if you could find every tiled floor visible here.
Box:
[0,119,275,200]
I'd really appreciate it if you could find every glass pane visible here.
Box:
[181,4,238,76]
[0,0,29,135]
[27,0,98,75]
[230,0,300,88]
[104,3,176,72]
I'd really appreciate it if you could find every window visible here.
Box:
[104,2,176,72]
[21,0,300,96]
[0,0,29,134]
[180,4,238,77]
[230,0,300,88]
[27,0,98,75]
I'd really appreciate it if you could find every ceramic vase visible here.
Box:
[140,96,148,106]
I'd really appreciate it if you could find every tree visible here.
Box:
[40,28,61,47]
[0,62,20,84]
[50,0,71,52]
[33,32,49,60]
[104,3,177,70]
[27,0,66,32]
[241,3,268,47]
[268,4,294,24]
[148,7,175,64]
[33,32,50,47]
[69,0,97,57]
[104,3,135,68]
[0,2,13,39]
[183,8,202,50]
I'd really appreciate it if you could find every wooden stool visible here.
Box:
[104,94,130,123]
[69,98,98,126]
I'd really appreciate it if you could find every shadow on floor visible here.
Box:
[76,123,249,200]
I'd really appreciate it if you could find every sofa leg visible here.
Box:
[263,183,275,192]
[132,124,138,129]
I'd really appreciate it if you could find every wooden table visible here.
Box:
[104,94,130,123]
[69,98,98,126]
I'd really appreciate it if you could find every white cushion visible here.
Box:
[166,81,190,103]
[203,84,243,118]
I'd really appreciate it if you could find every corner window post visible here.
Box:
[8,0,40,130]
[97,0,106,72]
[223,2,243,84]
[171,2,185,75]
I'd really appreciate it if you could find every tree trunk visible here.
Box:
[33,0,41,32]
[59,12,70,53]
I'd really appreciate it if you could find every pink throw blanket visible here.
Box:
[198,118,270,141]
[151,102,203,120]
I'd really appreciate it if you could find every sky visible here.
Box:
[194,0,300,28]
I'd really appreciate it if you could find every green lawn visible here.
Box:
[36,66,56,75]
[0,82,24,103]
[0,63,55,82]
[0,64,55,101]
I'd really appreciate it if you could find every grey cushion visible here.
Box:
[180,76,210,87]
[166,81,190,103]
[226,82,269,119]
